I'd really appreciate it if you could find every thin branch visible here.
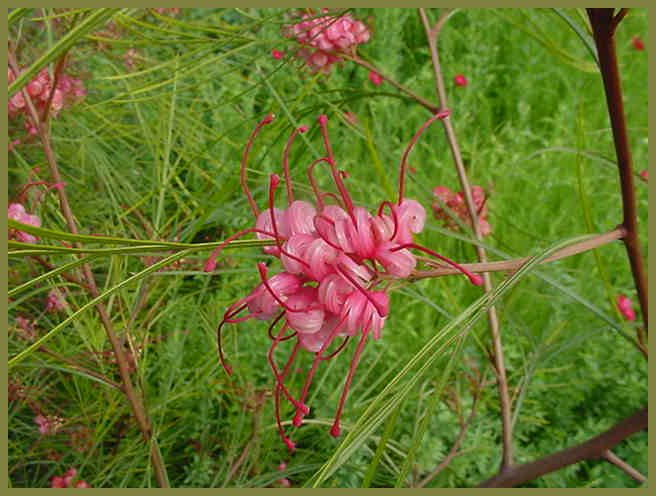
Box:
[8,51,169,488]
[601,449,647,484]
[407,227,625,280]
[479,406,647,487]
[339,52,439,113]
[418,7,514,470]
[611,9,630,31]
[587,9,648,331]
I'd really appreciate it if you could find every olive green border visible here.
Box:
[3,2,651,494]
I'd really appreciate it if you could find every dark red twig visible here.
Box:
[587,9,648,330]
[479,406,647,487]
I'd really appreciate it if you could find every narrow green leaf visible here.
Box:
[8,249,194,369]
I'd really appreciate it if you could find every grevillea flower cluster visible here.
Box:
[8,202,41,243]
[8,66,86,127]
[205,110,482,450]
[284,9,370,73]
[50,468,91,488]
[432,185,491,236]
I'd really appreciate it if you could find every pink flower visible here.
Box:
[639,170,648,182]
[285,10,370,74]
[34,414,63,436]
[45,288,68,313]
[432,185,491,236]
[7,65,85,122]
[50,467,91,488]
[616,294,636,321]
[154,8,181,16]
[8,202,41,243]
[368,70,383,86]
[51,476,68,488]
[454,74,468,87]
[271,49,285,60]
[207,110,482,450]
[632,36,645,51]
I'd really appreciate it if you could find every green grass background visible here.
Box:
[8,8,648,488]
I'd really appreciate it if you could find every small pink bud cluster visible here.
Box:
[285,9,370,73]
[8,66,86,124]
[50,468,91,488]
[639,170,648,182]
[8,202,41,243]
[45,288,68,313]
[616,294,636,321]
[208,110,482,450]
[432,185,491,236]
[154,8,181,16]
[35,414,64,436]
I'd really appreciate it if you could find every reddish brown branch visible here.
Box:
[587,9,648,330]
[479,406,647,487]
[418,7,514,470]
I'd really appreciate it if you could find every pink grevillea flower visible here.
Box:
[432,185,491,236]
[453,74,468,87]
[45,288,68,313]
[284,9,370,74]
[616,294,636,321]
[8,202,41,243]
[50,468,91,488]
[35,414,64,436]
[368,70,383,86]
[632,36,645,51]
[207,110,482,450]
[271,49,285,60]
[7,66,85,121]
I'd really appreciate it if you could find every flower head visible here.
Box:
[432,185,491,236]
[208,110,482,450]
[285,9,370,74]
[45,288,68,313]
[8,202,41,243]
[7,65,85,122]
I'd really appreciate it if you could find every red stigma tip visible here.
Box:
[270,174,281,188]
[470,274,484,286]
[204,260,217,272]
[330,422,341,437]
[298,125,308,133]
[318,114,328,125]
[292,411,304,427]
[262,113,275,124]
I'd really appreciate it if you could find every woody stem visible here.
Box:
[419,7,514,470]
